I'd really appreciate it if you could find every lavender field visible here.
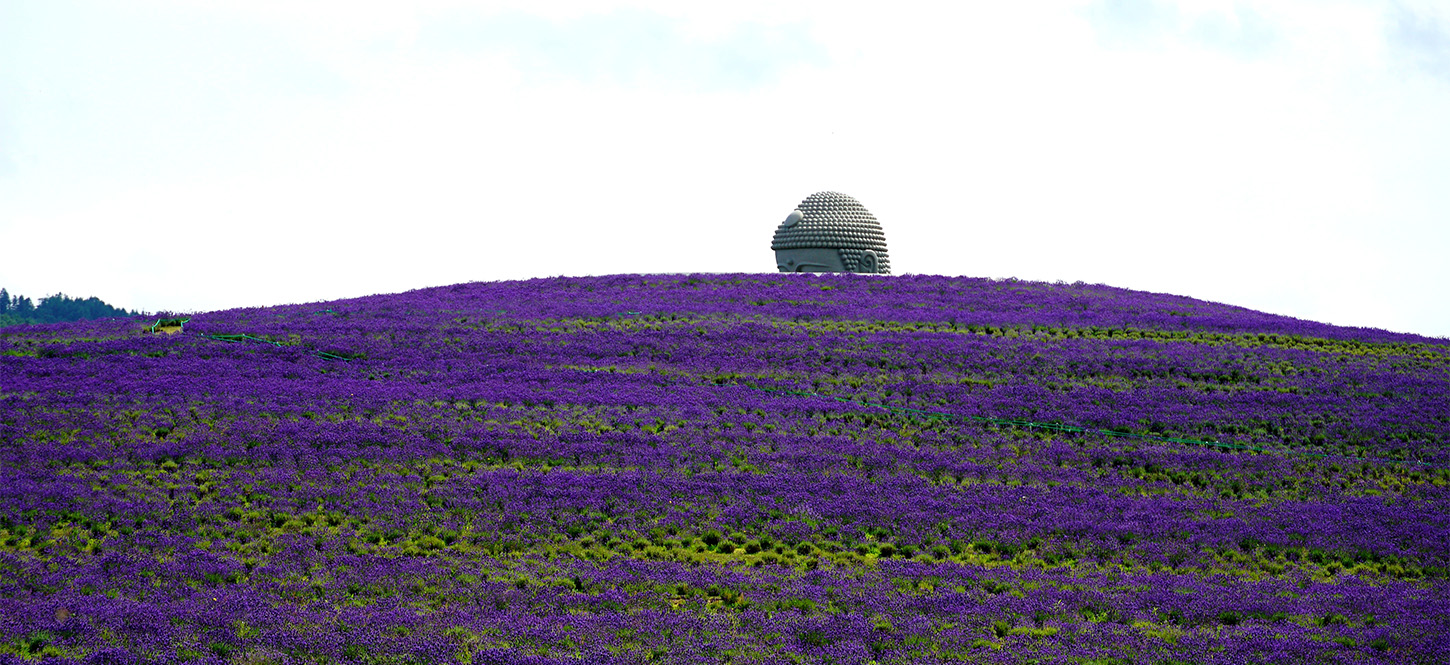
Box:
[1,273,1446,664]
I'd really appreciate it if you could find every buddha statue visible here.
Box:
[771,191,890,274]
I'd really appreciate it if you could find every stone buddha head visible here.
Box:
[771,191,890,274]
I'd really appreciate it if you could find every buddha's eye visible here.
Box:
[782,210,803,227]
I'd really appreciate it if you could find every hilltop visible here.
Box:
[0,273,1446,664]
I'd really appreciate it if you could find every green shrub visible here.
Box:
[799,628,830,647]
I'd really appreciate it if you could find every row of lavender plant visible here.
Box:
[1,273,1446,664]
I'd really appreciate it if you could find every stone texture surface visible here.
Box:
[771,191,891,274]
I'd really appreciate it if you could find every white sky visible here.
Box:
[2,0,1448,338]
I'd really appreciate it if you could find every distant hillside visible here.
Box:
[0,273,1446,663]
[0,288,139,327]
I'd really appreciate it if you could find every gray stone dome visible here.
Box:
[771,191,890,274]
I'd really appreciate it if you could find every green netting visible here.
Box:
[202,333,282,347]
[148,318,190,333]
[197,331,356,361]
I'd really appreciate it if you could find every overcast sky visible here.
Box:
[2,0,1448,338]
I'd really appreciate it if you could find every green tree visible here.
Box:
[34,293,134,323]
[0,289,141,327]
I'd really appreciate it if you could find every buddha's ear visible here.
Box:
[859,250,879,274]
[782,210,803,227]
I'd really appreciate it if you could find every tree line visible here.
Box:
[0,288,143,327]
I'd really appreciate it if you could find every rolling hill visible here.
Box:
[0,273,1446,664]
